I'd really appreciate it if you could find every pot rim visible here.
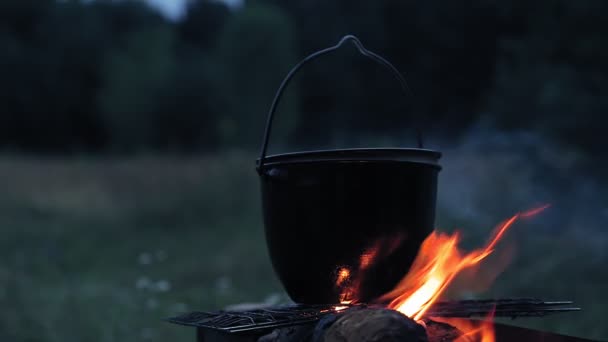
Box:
[257,148,441,168]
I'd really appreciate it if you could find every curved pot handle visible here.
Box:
[257,34,421,174]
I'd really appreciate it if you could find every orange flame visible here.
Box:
[380,206,549,320]
[379,215,513,320]
[375,205,549,340]
[336,204,550,342]
[520,203,551,218]
[335,266,355,304]
[336,267,351,287]
[332,205,548,340]
[334,234,404,304]
[433,311,496,342]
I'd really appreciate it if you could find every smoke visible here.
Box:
[426,121,608,253]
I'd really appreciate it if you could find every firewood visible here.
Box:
[255,308,467,342]
[422,319,461,342]
[258,325,314,342]
[322,308,428,342]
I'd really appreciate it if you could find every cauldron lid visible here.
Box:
[257,148,441,168]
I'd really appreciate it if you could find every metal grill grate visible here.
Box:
[425,298,580,318]
[167,299,579,334]
[167,304,336,333]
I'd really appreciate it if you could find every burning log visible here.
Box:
[172,299,582,342]
[321,308,428,342]
[177,303,592,342]
[170,298,584,342]
[256,307,465,342]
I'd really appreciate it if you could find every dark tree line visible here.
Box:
[0,0,606,156]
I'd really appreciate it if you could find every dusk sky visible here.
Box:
[144,0,243,20]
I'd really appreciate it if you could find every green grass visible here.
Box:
[0,153,605,341]
[0,153,282,342]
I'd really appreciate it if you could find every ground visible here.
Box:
[0,153,605,341]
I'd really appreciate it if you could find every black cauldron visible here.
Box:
[256,36,441,304]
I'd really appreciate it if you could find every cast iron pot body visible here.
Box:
[256,36,442,304]
[258,149,441,304]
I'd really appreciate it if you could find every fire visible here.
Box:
[333,305,349,312]
[336,266,355,304]
[434,313,496,342]
[336,267,351,286]
[334,234,405,304]
[333,205,549,340]
[381,205,549,321]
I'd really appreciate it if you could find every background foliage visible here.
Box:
[1,0,606,157]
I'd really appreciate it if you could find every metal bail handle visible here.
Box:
[257,35,422,174]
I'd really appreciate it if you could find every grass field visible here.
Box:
[0,153,606,341]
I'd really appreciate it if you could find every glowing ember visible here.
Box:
[334,234,407,304]
[336,267,351,286]
[335,266,355,304]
